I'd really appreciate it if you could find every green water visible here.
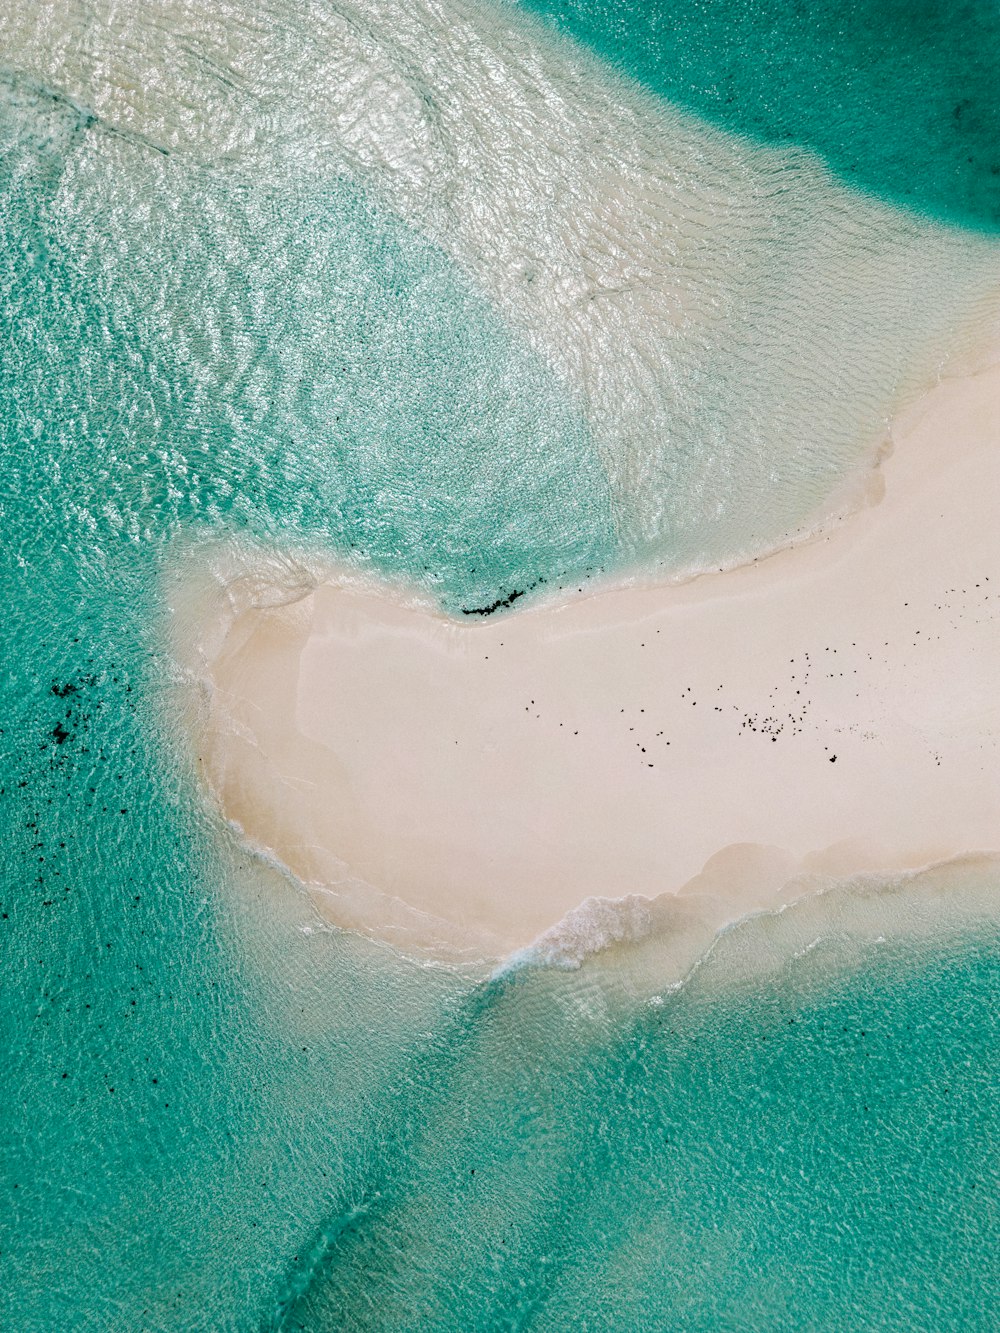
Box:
[273,927,1000,1331]
[515,0,1000,231]
[1,6,998,1330]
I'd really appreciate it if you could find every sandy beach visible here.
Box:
[179,360,1000,962]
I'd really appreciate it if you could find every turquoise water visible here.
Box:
[1,5,999,1330]
[516,0,1000,231]
[272,924,1000,1330]
[0,70,615,614]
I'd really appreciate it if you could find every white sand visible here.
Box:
[180,363,1000,962]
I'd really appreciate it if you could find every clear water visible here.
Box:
[271,922,1000,1331]
[1,3,998,1328]
[516,0,1000,232]
[4,1,999,582]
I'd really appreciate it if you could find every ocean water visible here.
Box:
[0,2,998,1330]
[270,907,1000,1331]
[4,0,1000,580]
[518,0,1000,232]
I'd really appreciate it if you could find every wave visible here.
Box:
[504,851,1000,1004]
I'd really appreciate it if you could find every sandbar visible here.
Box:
[178,362,1000,962]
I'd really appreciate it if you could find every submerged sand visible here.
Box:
[176,363,1000,962]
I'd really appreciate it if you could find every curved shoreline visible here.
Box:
[170,360,1000,965]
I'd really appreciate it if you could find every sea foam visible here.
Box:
[514,893,654,970]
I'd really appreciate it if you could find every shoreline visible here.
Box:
[174,360,1000,964]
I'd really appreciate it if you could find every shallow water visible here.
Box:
[4,2,1000,585]
[272,918,1000,1331]
[518,0,1000,231]
[1,2,998,1327]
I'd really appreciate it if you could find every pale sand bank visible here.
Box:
[180,364,1000,962]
